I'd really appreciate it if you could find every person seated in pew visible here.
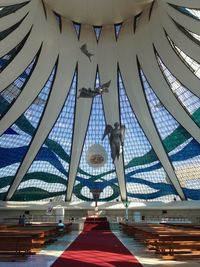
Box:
[18,214,26,225]
[22,214,26,225]
[58,220,65,232]
[18,215,23,225]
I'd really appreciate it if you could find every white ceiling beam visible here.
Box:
[157,1,200,63]
[0,12,34,58]
[0,0,34,5]
[151,2,200,99]
[0,5,58,135]
[0,1,38,59]
[117,18,186,200]
[66,24,97,201]
[6,16,77,200]
[98,25,127,201]
[135,5,200,144]
[164,0,200,9]
[0,0,31,32]
[163,2,200,35]
[0,1,46,92]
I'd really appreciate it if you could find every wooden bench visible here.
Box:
[0,223,73,260]
[0,236,33,261]
[0,229,46,250]
[153,234,200,259]
[120,223,200,259]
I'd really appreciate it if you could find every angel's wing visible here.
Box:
[96,80,111,92]
[101,80,111,89]
[80,43,87,52]
[120,125,126,144]
[102,124,113,140]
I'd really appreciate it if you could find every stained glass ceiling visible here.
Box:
[0,0,200,204]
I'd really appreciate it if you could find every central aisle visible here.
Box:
[51,218,143,267]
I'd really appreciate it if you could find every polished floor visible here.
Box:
[0,230,199,267]
[114,231,200,267]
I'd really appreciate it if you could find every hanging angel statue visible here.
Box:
[102,122,125,163]
[80,43,94,62]
[77,80,111,99]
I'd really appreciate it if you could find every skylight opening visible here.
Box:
[73,22,81,39]
[0,2,29,19]
[114,23,122,40]
[173,20,200,45]
[155,52,200,117]
[0,46,41,118]
[184,7,200,20]
[93,26,102,42]
[170,4,200,20]
[0,28,31,74]
[134,12,142,32]
[54,12,62,32]
[167,35,200,78]
[186,28,200,42]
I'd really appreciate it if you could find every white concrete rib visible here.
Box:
[6,15,77,200]
[98,25,127,201]
[66,24,97,201]
[117,18,185,200]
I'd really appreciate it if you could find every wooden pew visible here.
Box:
[0,236,33,261]
[0,222,73,261]
[120,222,200,259]
[153,233,200,259]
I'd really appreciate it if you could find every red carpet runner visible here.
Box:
[51,217,143,267]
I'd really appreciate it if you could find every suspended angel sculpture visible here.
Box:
[78,80,111,99]
[80,43,94,62]
[102,122,125,163]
